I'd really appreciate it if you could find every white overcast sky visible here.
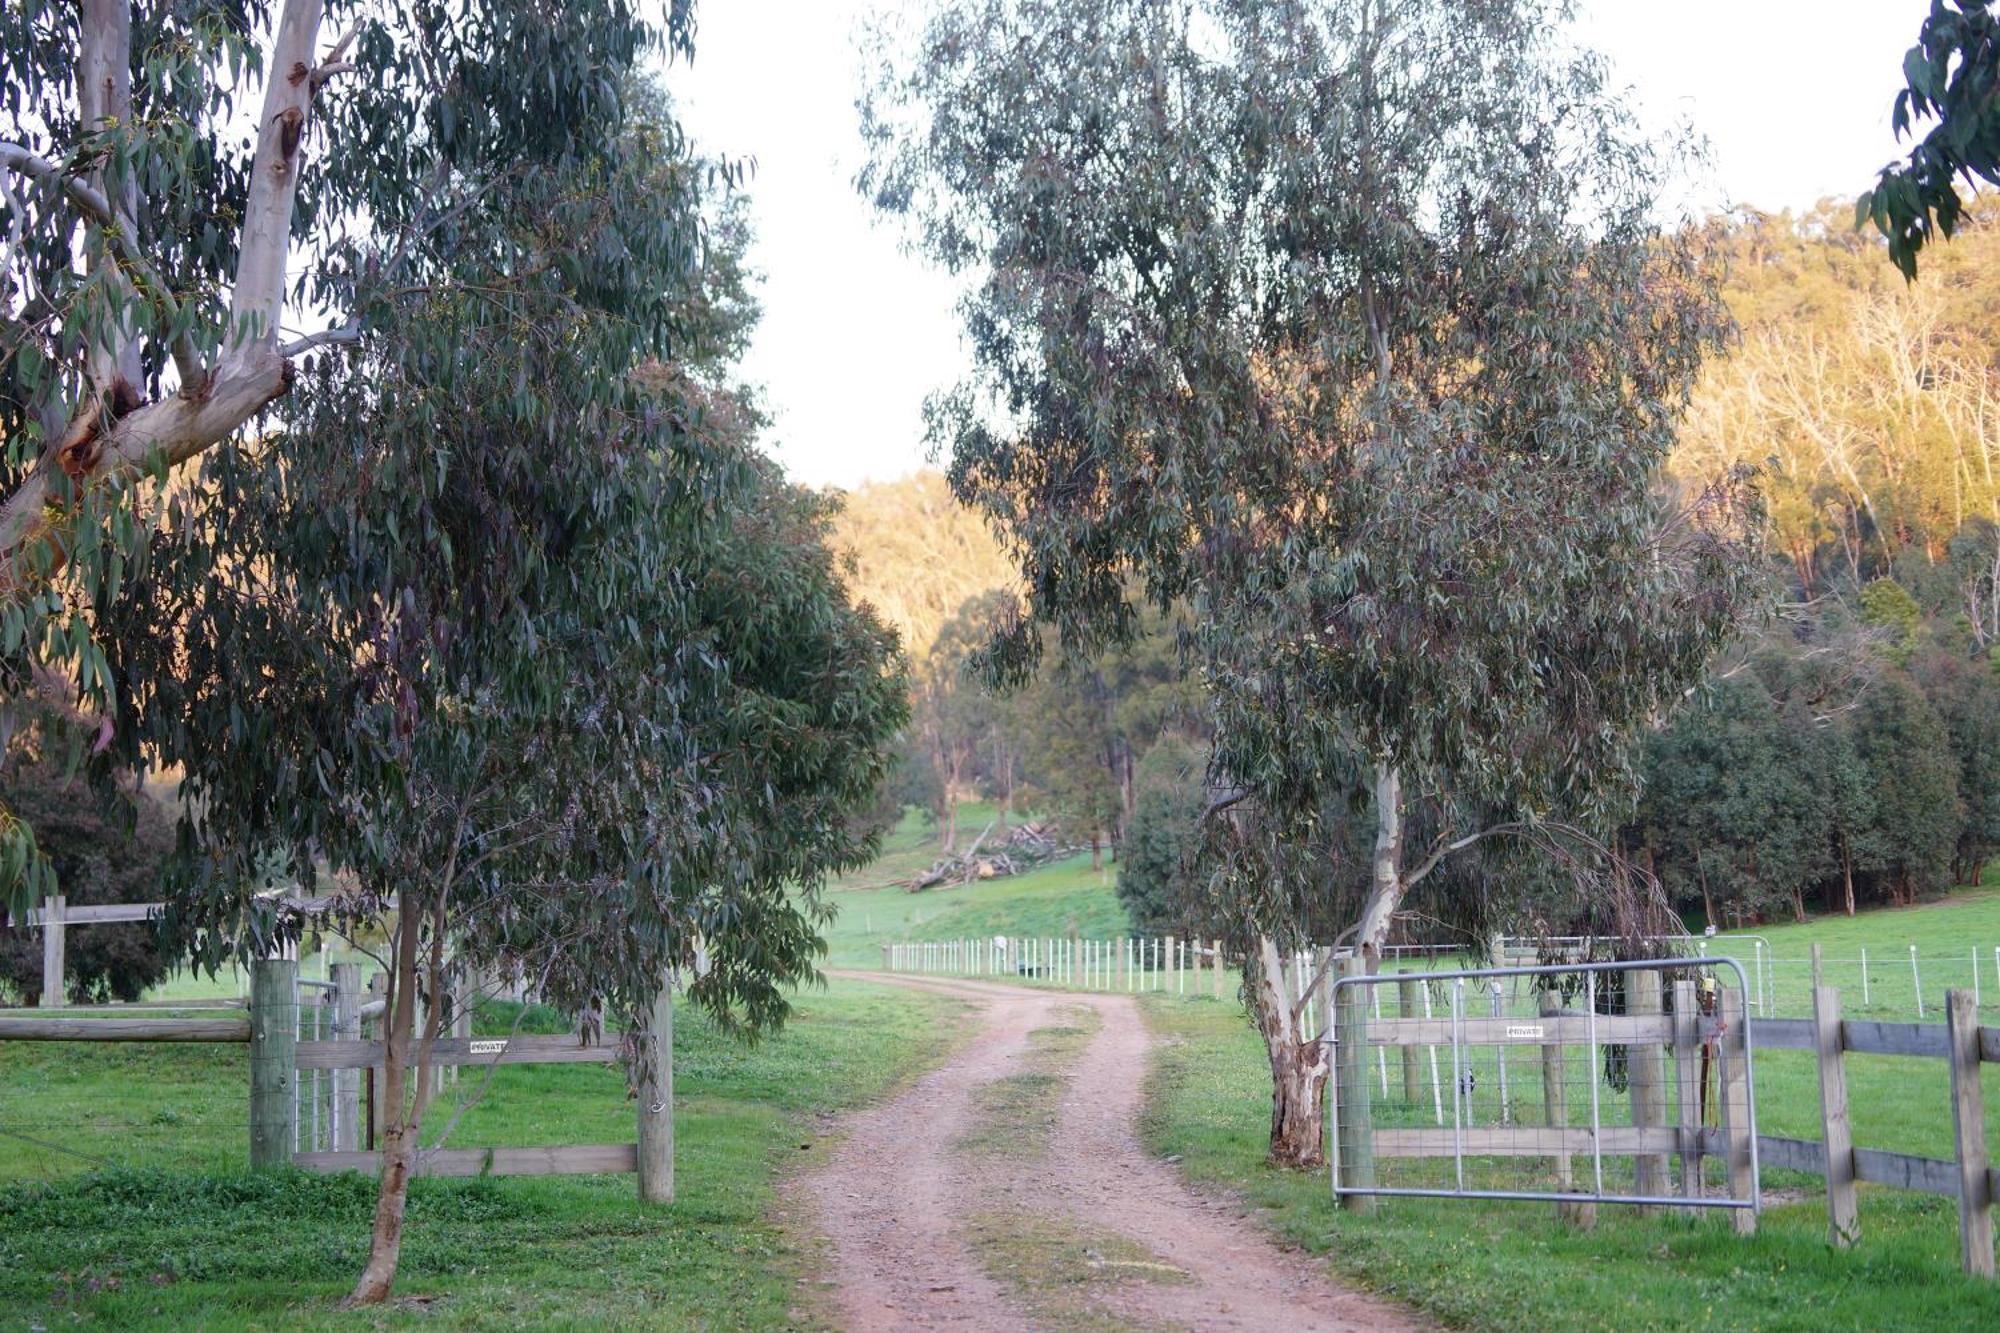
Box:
[668,1,1924,491]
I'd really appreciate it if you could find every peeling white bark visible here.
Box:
[0,0,329,576]
[1355,763,1403,963]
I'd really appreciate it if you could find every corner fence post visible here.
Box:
[1948,988,1995,1278]
[1813,982,1858,1248]
[1718,986,1755,1235]
[331,962,361,1152]
[1672,978,1701,1217]
[40,895,65,1008]
[249,954,298,1168]
[1334,958,1374,1212]
[1543,991,1591,1230]
[1630,968,1667,1197]
[637,977,675,1204]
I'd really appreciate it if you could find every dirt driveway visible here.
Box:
[800,973,1423,1331]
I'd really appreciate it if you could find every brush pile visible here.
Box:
[906,820,1083,890]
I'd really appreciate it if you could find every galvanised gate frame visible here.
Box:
[1328,957,1760,1214]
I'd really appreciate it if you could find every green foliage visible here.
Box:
[1913,644,2000,883]
[0,749,172,1004]
[866,0,1759,956]
[1862,0,2000,278]
[1116,736,1209,935]
[103,74,907,1032]
[1852,673,1963,900]
[1635,673,1837,925]
[1634,558,2000,927]
[1861,578,1924,665]
[0,1,700,915]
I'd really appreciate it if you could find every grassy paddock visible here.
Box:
[824,858,1127,968]
[0,979,964,1330]
[1140,994,2000,1331]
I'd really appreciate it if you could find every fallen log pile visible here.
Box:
[907,820,1084,890]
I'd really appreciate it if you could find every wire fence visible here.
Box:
[879,931,2000,1027]
[0,1022,251,1183]
[1330,959,1756,1212]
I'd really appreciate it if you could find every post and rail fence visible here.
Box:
[0,956,678,1199]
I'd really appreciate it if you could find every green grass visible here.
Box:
[814,837,2000,1326]
[821,807,1131,967]
[1141,994,2000,1331]
[1716,869,2000,1019]
[0,978,966,1330]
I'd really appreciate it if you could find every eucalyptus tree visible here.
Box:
[0,1,688,907]
[1863,0,2000,278]
[866,0,1759,1159]
[96,74,905,1305]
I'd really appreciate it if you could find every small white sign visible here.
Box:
[469,1039,507,1056]
[1504,1024,1546,1040]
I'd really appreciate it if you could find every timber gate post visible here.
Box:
[249,953,299,1168]
[1671,978,1702,1218]
[1717,986,1755,1235]
[637,977,675,1205]
[1810,981,1858,1247]
[331,962,362,1152]
[1629,969,1667,1196]
[1948,988,1995,1277]
[40,895,65,1008]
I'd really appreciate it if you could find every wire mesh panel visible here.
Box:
[1330,958,1759,1212]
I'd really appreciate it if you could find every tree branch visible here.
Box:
[280,320,362,358]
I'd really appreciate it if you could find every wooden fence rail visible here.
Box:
[0,1015,250,1041]
[1711,985,1995,1276]
[0,960,674,1202]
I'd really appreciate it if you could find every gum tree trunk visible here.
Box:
[1248,936,1327,1167]
[345,892,444,1307]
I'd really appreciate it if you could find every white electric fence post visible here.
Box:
[1373,983,1389,1096]
[1585,970,1604,1198]
[1449,978,1466,1191]
[1861,947,1870,1007]
[1421,980,1444,1125]
[1913,945,1926,1019]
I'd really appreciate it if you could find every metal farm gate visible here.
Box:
[1328,958,1760,1219]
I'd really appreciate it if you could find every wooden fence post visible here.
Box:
[1630,968,1667,1197]
[1948,988,1995,1278]
[1812,982,1859,1248]
[249,955,298,1169]
[637,978,675,1205]
[1672,978,1702,1216]
[331,962,361,1153]
[1543,993,1592,1229]
[40,895,64,1008]
[1718,986,1755,1234]
[365,970,385,1148]
[1212,939,1224,1001]
[1399,975,1421,1104]
[1334,956,1374,1213]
